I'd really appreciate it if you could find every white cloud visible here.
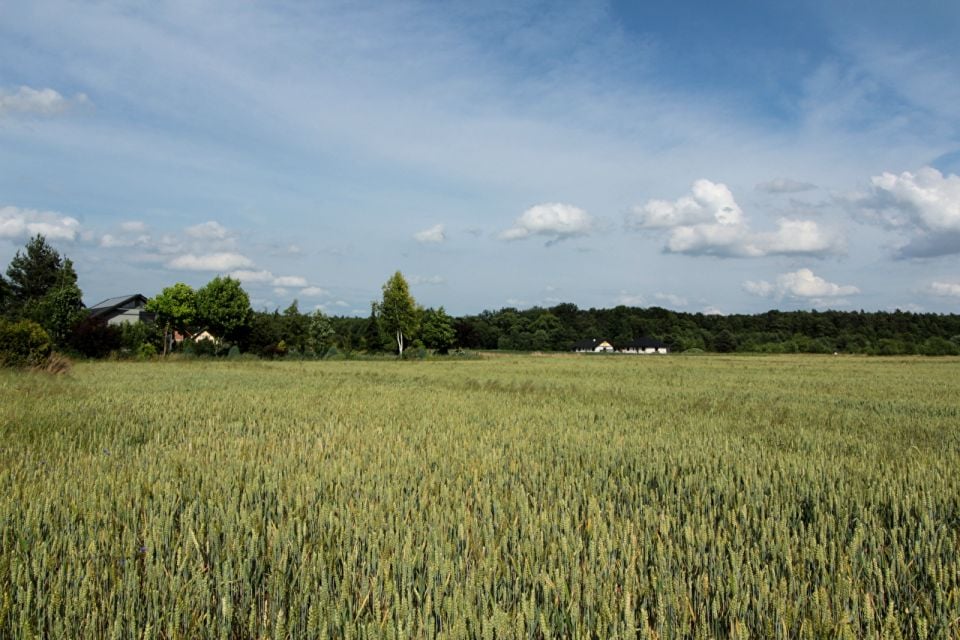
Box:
[702,306,725,316]
[928,281,960,298]
[0,86,88,116]
[299,286,328,297]
[409,275,445,285]
[616,291,646,306]
[842,167,960,257]
[500,203,593,244]
[185,220,231,240]
[653,292,687,308]
[755,178,817,194]
[0,205,81,241]
[167,252,253,271]
[630,180,843,257]
[120,220,148,233]
[228,269,274,283]
[273,287,289,296]
[272,275,307,287]
[744,268,859,300]
[413,223,446,244]
[629,179,743,229]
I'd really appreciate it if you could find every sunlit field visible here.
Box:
[2,355,959,638]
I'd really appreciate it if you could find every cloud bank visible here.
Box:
[744,268,859,302]
[0,205,81,241]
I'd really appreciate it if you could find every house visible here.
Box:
[618,337,669,354]
[193,330,217,343]
[87,294,154,326]
[571,338,615,353]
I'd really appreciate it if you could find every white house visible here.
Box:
[87,294,153,326]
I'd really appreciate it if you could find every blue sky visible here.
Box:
[2,0,959,315]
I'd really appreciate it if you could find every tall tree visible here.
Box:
[146,283,197,356]
[0,273,9,314]
[195,276,251,343]
[5,235,67,307]
[377,271,419,356]
[3,236,84,346]
[282,299,310,353]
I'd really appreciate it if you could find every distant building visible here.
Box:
[571,337,670,354]
[617,337,669,354]
[87,294,154,326]
[571,338,615,353]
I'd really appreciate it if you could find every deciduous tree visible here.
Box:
[377,271,419,356]
[195,276,251,344]
[146,283,197,355]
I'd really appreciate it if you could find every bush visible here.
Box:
[137,343,158,360]
[69,317,122,358]
[0,318,53,368]
[227,345,241,359]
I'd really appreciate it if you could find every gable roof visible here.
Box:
[571,338,611,350]
[87,294,149,318]
[619,337,668,350]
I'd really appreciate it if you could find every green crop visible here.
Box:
[1,355,958,638]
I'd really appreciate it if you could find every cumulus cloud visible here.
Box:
[744,268,859,301]
[0,86,88,116]
[629,180,843,258]
[185,220,231,240]
[755,178,817,194]
[167,252,253,271]
[629,179,743,229]
[928,281,960,298]
[0,205,81,241]
[653,292,688,308]
[229,269,309,288]
[272,275,307,287]
[299,286,329,297]
[409,275,445,285]
[842,167,960,257]
[500,203,593,244]
[413,224,446,244]
[616,292,646,306]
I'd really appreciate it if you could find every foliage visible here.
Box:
[146,283,196,355]
[421,306,456,353]
[2,235,84,347]
[308,310,334,355]
[195,276,251,343]
[0,318,52,368]
[377,271,420,355]
[68,317,122,358]
[1,355,959,637]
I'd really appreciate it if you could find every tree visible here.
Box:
[146,283,197,356]
[5,235,67,307]
[377,271,419,356]
[3,236,84,347]
[308,309,335,355]
[0,273,9,314]
[195,276,251,344]
[282,300,310,354]
[421,306,456,353]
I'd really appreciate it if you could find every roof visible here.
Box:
[571,338,610,350]
[619,337,668,349]
[87,294,149,317]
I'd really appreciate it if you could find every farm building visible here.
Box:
[87,294,154,326]
[617,337,669,354]
[571,339,615,353]
[572,337,670,354]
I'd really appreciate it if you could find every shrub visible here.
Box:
[68,317,122,358]
[137,343,158,360]
[227,345,241,359]
[0,318,53,368]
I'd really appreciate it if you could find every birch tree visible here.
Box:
[377,271,419,356]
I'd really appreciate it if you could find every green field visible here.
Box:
[2,355,959,638]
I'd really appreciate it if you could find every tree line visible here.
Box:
[2,234,959,364]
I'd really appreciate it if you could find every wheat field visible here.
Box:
[2,355,959,638]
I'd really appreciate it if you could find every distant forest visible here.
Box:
[313,304,960,356]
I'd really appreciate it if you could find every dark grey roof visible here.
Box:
[618,337,668,349]
[88,294,149,317]
[571,338,609,350]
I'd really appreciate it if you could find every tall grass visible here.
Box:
[1,355,958,638]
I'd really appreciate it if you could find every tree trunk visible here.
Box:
[163,322,170,356]
[397,330,404,356]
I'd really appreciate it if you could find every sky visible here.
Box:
[1,0,959,316]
